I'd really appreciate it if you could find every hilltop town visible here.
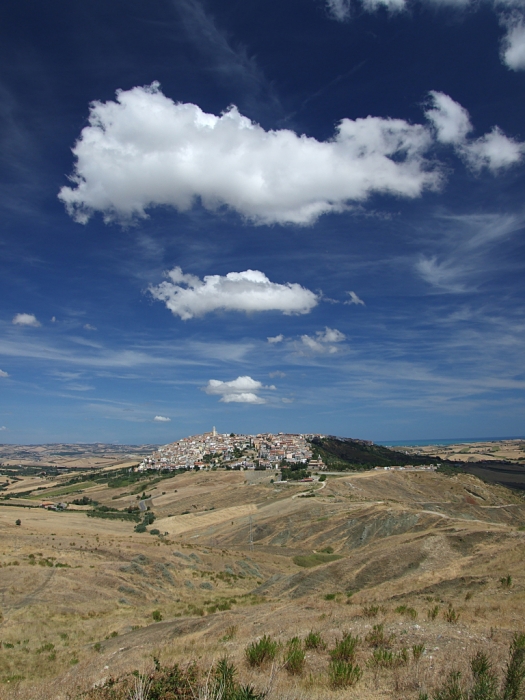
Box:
[140,429,319,471]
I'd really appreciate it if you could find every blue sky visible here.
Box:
[1,0,524,444]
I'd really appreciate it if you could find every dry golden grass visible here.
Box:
[0,465,524,698]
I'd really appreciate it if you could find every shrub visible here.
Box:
[433,670,464,700]
[503,632,525,700]
[396,604,418,619]
[324,593,336,601]
[470,650,499,700]
[368,648,395,669]
[304,630,326,650]
[362,604,380,618]
[207,658,265,700]
[330,633,360,662]
[444,604,460,624]
[15,519,21,526]
[428,605,440,621]
[500,574,513,589]
[152,609,162,622]
[134,523,147,533]
[412,643,425,662]
[328,660,362,688]
[245,635,279,667]
[150,529,160,535]
[366,624,393,648]
[284,637,305,675]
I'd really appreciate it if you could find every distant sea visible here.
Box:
[379,436,525,447]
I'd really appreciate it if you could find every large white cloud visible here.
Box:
[12,313,41,327]
[425,92,523,172]
[203,375,270,403]
[148,267,318,319]
[58,83,443,226]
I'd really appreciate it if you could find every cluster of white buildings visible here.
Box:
[139,429,317,471]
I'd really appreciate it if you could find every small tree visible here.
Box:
[15,519,21,526]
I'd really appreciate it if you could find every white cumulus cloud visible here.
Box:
[502,18,525,70]
[154,415,171,422]
[267,334,284,343]
[345,291,365,306]
[59,83,442,227]
[203,375,268,403]
[425,92,472,145]
[0,370,8,378]
[149,267,318,319]
[425,92,523,172]
[12,313,41,327]
[301,327,346,354]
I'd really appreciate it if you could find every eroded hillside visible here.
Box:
[1,467,524,699]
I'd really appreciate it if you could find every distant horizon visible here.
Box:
[1,434,524,448]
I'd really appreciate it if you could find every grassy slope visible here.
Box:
[0,466,525,699]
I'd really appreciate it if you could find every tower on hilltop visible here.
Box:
[212,426,217,437]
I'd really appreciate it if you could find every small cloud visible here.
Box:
[0,426,6,431]
[345,291,365,306]
[12,313,40,327]
[51,316,57,323]
[84,323,97,331]
[203,376,267,404]
[282,397,294,403]
[154,415,171,422]
[149,268,318,319]
[269,371,286,378]
[0,370,8,378]
[501,16,525,71]
[426,91,523,172]
[300,327,346,354]
[267,334,284,343]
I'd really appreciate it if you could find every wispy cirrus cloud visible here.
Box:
[345,291,365,306]
[415,211,525,293]
[149,267,318,319]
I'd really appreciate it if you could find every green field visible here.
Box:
[28,481,105,498]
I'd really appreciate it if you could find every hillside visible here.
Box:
[309,435,438,469]
[1,457,525,699]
